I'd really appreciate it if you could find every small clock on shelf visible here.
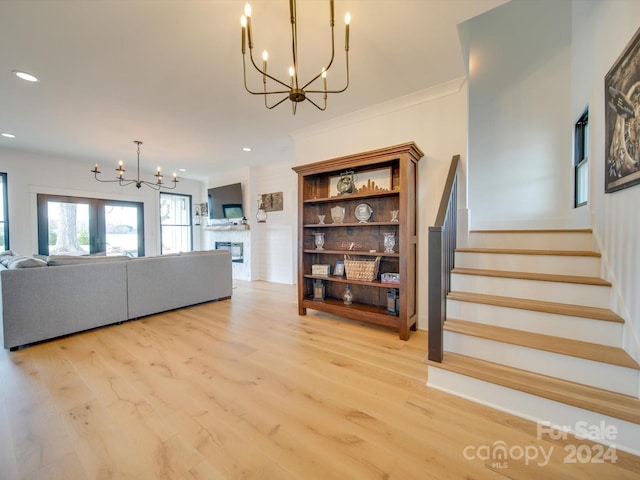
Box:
[336,171,356,195]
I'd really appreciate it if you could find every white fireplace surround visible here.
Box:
[204,228,251,280]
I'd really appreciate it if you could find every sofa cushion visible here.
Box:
[2,261,129,349]
[127,250,232,319]
[47,255,130,266]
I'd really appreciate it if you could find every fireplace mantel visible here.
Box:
[203,224,250,232]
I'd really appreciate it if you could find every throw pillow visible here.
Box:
[0,250,16,267]
[6,255,48,269]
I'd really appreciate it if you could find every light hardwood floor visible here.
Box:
[1,280,639,479]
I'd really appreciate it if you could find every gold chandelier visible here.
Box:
[91,141,179,190]
[240,0,351,114]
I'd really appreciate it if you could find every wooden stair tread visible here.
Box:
[451,267,611,286]
[456,247,600,257]
[444,319,640,369]
[447,291,624,323]
[427,352,640,424]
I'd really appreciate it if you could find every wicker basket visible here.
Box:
[344,255,381,282]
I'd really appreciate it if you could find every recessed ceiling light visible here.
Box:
[179,168,187,172]
[1,133,16,138]
[13,70,39,82]
[242,147,252,152]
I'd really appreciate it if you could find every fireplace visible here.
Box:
[215,241,244,263]
[205,228,250,280]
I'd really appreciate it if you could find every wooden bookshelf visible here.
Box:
[292,142,423,340]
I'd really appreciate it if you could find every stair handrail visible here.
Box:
[428,154,460,362]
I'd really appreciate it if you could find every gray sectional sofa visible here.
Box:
[0,249,232,350]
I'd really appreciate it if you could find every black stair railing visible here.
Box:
[428,155,460,362]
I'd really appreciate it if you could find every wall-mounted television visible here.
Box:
[208,182,244,220]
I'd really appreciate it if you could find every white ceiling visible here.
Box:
[0,0,508,180]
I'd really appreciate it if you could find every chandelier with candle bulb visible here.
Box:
[91,141,178,190]
[240,0,350,114]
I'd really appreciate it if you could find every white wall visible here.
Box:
[205,158,298,284]
[249,162,297,284]
[461,0,639,360]
[0,148,205,257]
[570,0,640,360]
[210,80,469,324]
[292,80,469,329]
[463,0,574,229]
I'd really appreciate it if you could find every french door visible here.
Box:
[37,194,144,256]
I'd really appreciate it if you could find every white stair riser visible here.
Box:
[446,300,623,347]
[468,232,594,251]
[427,368,640,456]
[455,252,600,277]
[443,332,638,396]
[451,274,610,309]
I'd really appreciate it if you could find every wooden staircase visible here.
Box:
[426,229,640,455]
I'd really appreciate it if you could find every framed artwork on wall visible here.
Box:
[605,26,640,193]
[260,192,283,212]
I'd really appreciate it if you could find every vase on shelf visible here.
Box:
[343,284,353,305]
[317,214,326,224]
[383,232,396,253]
[390,210,399,222]
[314,232,325,250]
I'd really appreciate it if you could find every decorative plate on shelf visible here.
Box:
[354,203,373,223]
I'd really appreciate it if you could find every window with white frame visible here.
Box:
[574,109,589,207]
[160,192,192,254]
